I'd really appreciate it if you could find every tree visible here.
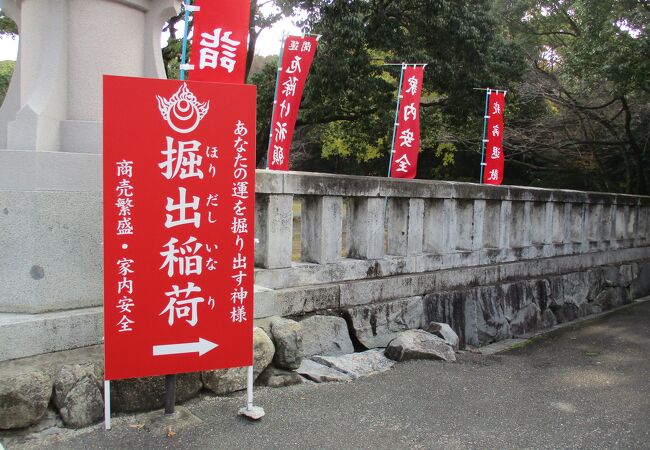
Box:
[497,0,650,194]
[251,0,527,174]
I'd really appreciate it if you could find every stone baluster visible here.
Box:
[455,200,475,252]
[255,194,294,269]
[301,195,343,264]
[347,197,385,259]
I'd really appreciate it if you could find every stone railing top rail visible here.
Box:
[256,170,650,205]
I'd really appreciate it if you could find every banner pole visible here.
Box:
[266,31,286,169]
[179,0,192,81]
[104,380,111,430]
[387,63,406,178]
[479,89,490,184]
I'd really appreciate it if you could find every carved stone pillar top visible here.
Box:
[0,0,179,154]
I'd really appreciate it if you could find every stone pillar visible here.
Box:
[0,0,179,316]
[255,194,294,269]
[347,197,384,260]
[301,196,342,264]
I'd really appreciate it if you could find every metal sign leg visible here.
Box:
[238,365,265,420]
[165,374,177,416]
[104,380,111,430]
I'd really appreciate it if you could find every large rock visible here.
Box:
[300,315,354,358]
[53,363,103,428]
[619,264,637,287]
[475,286,510,345]
[424,290,477,348]
[425,322,459,351]
[385,330,456,362]
[111,372,202,413]
[345,297,424,348]
[202,327,275,394]
[296,359,352,383]
[631,261,650,299]
[509,303,542,337]
[595,287,629,311]
[0,369,52,429]
[549,272,589,311]
[311,349,396,379]
[256,366,303,388]
[270,317,303,370]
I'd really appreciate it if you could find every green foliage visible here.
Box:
[0,12,17,38]
[0,60,15,105]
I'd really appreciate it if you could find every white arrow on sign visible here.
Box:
[152,338,218,357]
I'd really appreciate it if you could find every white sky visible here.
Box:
[0,6,300,61]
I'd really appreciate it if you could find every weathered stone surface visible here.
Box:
[551,272,589,307]
[425,322,459,351]
[631,261,650,299]
[424,289,477,349]
[619,264,637,287]
[300,315,354,357]
[541,309,558,329]
[385,330,456,362]
[602,266,621,287]
[0,369,52,429]
[551,303,580,323]
[270,317,303,370]
[53,363,103,428]
[587,268,604,301]
[256,366,303,388]
[311,349,396,379]
[296,359,352,383]
[202,327,275,394]
[510,303,542,337]
[595,287,629,311]
[346,297,424,349]
[112,372,203,413]
[475,286,510,345]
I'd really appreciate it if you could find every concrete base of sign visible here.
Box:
[238,405,265,420]
[0,307,103,362]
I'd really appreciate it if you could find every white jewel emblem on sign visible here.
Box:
[156,83,210,134]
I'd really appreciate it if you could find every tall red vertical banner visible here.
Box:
[390,66,425,179]
[482,91,506,185]
[188,0,250,83]
[103,76,256,380]
[267,35,319,171]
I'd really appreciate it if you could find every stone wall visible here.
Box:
[253,171,650,348]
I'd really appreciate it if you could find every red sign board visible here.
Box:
[103,76,256,380]
[482,91,506,185]
[188,0,251,83]
[267,35,318,170]
[391,66,424,179]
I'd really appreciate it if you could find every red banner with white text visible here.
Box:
[103,76,256,380]
[482,91,506,185]
[188,0,250,84]
[390,66,424,179]
[267,35,318,170]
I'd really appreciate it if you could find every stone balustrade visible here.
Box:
[253,170,650,348]
[255,170,648,287]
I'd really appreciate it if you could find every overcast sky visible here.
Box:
[0,9,300,61]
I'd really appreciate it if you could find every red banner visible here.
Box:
[188,0,250,84]
[482,91,506,185]
[390,66,424,179]
[103,76,256,380]
[267,35,318,171]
